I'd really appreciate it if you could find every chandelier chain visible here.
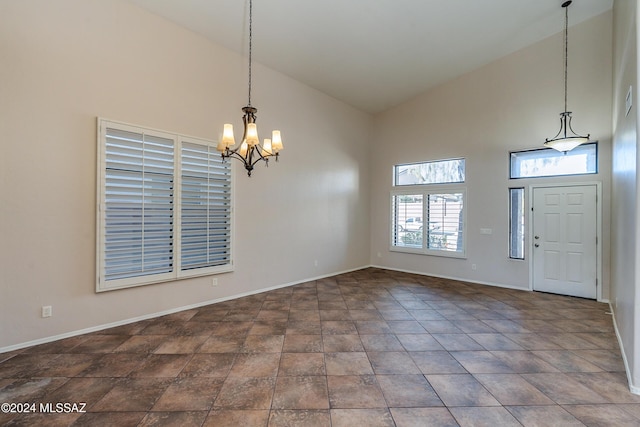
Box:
[563,3,568,113]
[248,0,253,107]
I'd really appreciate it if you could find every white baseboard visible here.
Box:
[608,303,640,395]
[0,265,369,354]
[369,264,529,292]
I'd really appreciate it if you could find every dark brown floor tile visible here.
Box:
[410,351,467,374]
[349,309,384,321]
[572,349,626,372]
[449,406,521,427]
[268,409,331,427]
[241,335,284,353]
[468,333,524,350]
[95,321,149,336]
[198,335,244,353]
[360,334,405,352]
[563,404,640,426]
[407,310,446,321]
[41,377,118,411]
[521,373,609,404]
[368,351,421,374]
[425,374,500,407]
[34,354,101,377]
[139,320,185,335]
[66,335,130,353]
[390,407,458,427]
[387,321,427,334]
[474,373,555,405]
[272,376,329,409]
[327,375,386,409]
[79,353,144,377]
[419,321,463,334]
[321,321,357,335]
[330,408,395,427]
[204,409,269,426]
[213,377,276,409]
[90,378,172,412]
[179,353,235,377]
[249,321,288,335]
[286,321,322,335]
[130,354,192,378]
[490,350,560,373]
[378,309,414,321]
[214,321,254,336]
[178,321,216,336]
[229,353,280,377]
[138,411,208,426]
[288,309,320,321]
[506,405,584,426]
[503,333,563,350]
[355,321,392,334]
[113,335,166,353]
[325,352,373,375]
[569,372,640,403]
[431,334,485,351]
[322,335,363,352]
[283,335,323,353]
[74,411,148,426]
[531,350,604,372]
[22,336,89,354]
[377,374,442,407]
[279,353,325,376]
[0,377,68,402]
[396,334,445,351]
[450,351,514,373]
[152,377,223,411]
[3,412,81,426]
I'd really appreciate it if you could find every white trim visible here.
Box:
[0,265,369,354]
[527,181,603,301]
[370,264,529,292]
[609,303,640,395]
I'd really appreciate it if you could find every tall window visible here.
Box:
[391,159,466,258]
[97,119,233,291]
[509,188,525,259]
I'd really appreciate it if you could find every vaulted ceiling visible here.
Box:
[129,0,613,114]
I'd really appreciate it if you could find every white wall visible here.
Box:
[0,0,371,349]
[611,0,639,392]
[370,12,613,293]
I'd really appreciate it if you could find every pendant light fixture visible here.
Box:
[216,0,283,176]
[543,0,590,153]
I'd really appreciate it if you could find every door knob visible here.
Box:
[534,236,539,239]
[534,243,539,248]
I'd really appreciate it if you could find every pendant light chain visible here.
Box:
[247,0,253,107]
[563,3,568,114]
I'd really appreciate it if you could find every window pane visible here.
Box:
[427,193,464,253]
[509,188,525,259]
[181,142,232,270]
[392,194,423,248]
[510,143,597,179]
[104,128,174,281]
[395,159,465,185]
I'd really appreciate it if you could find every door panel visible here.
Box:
[532,185,597,299]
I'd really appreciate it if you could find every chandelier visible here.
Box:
[216,0,283,176]
[543,0,590,153]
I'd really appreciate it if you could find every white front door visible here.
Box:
[532,185,597,299]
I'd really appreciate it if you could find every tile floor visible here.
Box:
[1,268,639,426]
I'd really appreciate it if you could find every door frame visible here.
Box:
[527,181,603,301]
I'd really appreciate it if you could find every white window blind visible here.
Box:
[104,128,175,281]
[97,119,233,291]
[181,142,232,270]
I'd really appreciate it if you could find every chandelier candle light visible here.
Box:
[216,0,283,176]
[543,0,590,153]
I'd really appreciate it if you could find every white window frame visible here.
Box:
[390,186,467,259]
[96,118,234,292]
[509,142,598,179]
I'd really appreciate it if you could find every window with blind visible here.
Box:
[391,159,466,258]
[97,119,233,291]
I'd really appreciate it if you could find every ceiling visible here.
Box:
[128,0,613,114]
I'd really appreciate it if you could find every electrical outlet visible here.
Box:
[314,260,318,267]
[211,278,218,287]
[471,264,477,271]
[42,306,52,318]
